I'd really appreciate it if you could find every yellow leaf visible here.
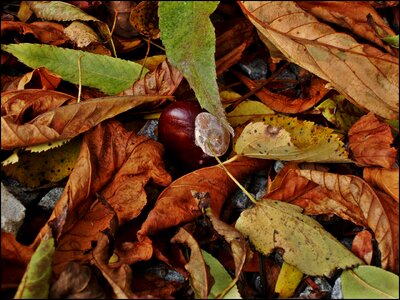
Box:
[234,114,351,163]
[227,100,274,127]
[275,262,304,298]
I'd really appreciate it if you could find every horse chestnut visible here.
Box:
[158,101,230,171]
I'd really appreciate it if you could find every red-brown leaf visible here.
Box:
[348,112,397,168]
[363,167,399,202]
[351,230,373,265]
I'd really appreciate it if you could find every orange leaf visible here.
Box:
[137,156,270,239]
[351,230,373,265]
[364,167,399,202]
[234,71,329,114]
[348,112,397,168]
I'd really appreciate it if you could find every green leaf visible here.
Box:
[2,43,146,95]
[382,35,399,48]
[316,95,364,132]
[341,266,399,299]
[14,235,55,299]
[158,1,232,134]
[234,114,351,163]
[202,250,241,299]
[235,200,363,277]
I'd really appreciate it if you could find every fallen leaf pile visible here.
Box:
[1,1,398,299]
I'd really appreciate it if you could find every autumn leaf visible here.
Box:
[274,262,304,298]
[235,199,363,277]
[1,94,171,150]
[1,20,68,45]
[64,21,100,48]
[348,112,398,168]
[234,114,351,163]
[233,71,329,114]
[227,100,274,127]
[158,1,233,134]
[238,1,399,120]
[363,167,399,202]
[352,230,373,265]
[137,156,270,239]
[171,227,211,299]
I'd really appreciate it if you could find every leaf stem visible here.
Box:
[77,54,83,103]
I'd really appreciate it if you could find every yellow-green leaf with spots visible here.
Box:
[234,114,351,163]
[2,137,81,188]
[235,200,363,277]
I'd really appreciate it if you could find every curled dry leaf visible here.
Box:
[31,120,170,267]
[121,59,183,97]
[64,21,100,48]
[1,21,68,45]
[348,112,398,168]
[233,71,329,114]
[1,94,171,150]
[137,156,270,239]
[1,67,62,92]
[49,262,105,299]
[110,239,153,268]
[296,169,399,273]
[171,227,211,299]
[352,230,373,265]
[238,1,399,120]
[363,167,399,202]
[1,231,34,266]
[297,1,397,54]
[129,0,160,39]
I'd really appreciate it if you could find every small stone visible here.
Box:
[138,119,159,141]
[331,277,343,299]
[1,182,26,236]
[239,57,270,80]
[38,187,64,212]
[1,177,40,207]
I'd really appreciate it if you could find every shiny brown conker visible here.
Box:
[158,101,217,171]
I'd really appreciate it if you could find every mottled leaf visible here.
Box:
[158,1,233,134]
[239,1,399,120]
[234,114,351,162]
[2,43,146,95]
[1,93,170,150]
[341,266,399,299]
[352,230,373,265]
[14,235,55,299]
[64,21,100,48]
[235,199,363,276]
[348,112,398,168]
[363,168,399,202]
[138,156,269,239]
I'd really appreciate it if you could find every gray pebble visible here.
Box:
[1,182,26,236]
[38,187,64,212]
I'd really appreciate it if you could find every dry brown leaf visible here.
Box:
[1,231,34,265]
[1,68,61,92]
[351,230,373,265]
[129,1,160,39]
[296,169,399,273]
[1,89,75,124]
[348,112,397,168]
[121,59,183,97]
[297,1,397,55]
[49,262,105,299]
[234,71,329,113]
[171,227,211,299]
[1,94,171,150]
[1,21,68,45]
[111,239,153,268]
[137,156,270,239]
[363,167,399,202]
[238,1,399,120]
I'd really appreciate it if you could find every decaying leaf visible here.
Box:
[316,95,365,132]
[348,112,398,168]
[238,1,399,120]
[64,21,100,48]
[352,230,373,265]
[1,20,68,45]
[363,167,399,202]
[2,43,146,95]
[1,231,34,266]
[129,1,160,39]
[297,169,399,273]
[341,265,399,299]
[138,156,269,239]
[234,114,351,163]
[158,1,233,134]
[14,235,55,299]
[235,199,363,277]
[234,71,329,114]
[1,94,170,150]
[49,262,105,299]
[171,227,211,299]
[2,137,81,188]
